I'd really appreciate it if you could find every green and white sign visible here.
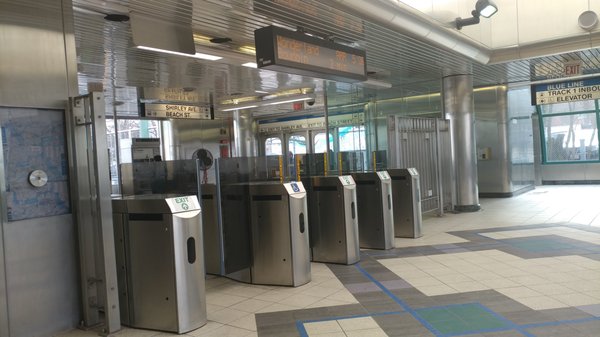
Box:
[165,195,200,213]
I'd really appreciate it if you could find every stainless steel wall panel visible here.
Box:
[475,87,512,195]
[167,119,232,184]
[0,1,73,109]
[0,0,80,335]
[3,215,79,337]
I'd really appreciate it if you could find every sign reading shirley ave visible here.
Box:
[532,77,600,105]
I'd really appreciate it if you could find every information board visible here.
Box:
[531,77,600,105]
[254,25,367,83]
[142,103,212,119]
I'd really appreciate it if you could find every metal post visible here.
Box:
[0,127,10,337]
[70,93,120,335]
[434,119,444,216]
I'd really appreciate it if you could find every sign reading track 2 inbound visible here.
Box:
[532,77,600,105]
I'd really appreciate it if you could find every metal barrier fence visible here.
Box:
[387,116,454,214]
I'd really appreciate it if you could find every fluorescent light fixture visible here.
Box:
[239,45,256,55]
[263,96,313,106]
[242,62,258,68]
[255,90,269,94]
[476,0,498,18]
[220,105,258,112]
[137,46,222,61]
[360,78,393,89]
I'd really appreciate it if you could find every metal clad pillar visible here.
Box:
[443,74,480,212]
[233,109,257,157]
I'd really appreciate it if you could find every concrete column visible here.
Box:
[443,74,480,212]
[233,109,257,157]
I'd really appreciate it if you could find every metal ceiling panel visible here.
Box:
[71,0,600,116]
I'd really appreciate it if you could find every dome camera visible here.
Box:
[307,98,315,106]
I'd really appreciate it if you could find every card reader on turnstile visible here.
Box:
[112,195,207,334]
[352,171,395,250]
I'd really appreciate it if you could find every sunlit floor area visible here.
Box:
[56,185,600,337]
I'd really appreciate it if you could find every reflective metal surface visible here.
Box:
[443,74,480,212]
[388,169,422,238]
[233,109,258,157]
[200,184,222,275]
[352,172,394,250]
[69,93,121,332]
[249,182,311,286]
[304,176,360,265]
[387,117,452,214]
[475,86,512,195]
[112,195,206,333]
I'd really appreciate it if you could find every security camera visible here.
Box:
[307,99,315,106]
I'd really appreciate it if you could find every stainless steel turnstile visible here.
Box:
[249,182,311,286]
[352,172,395,250]
[199,184,222,275]
[388,168,423,238]
[112,195,207,333]
[304,176,360,265]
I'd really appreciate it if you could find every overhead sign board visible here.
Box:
[142,103,213,119]
[140,87,201,103]
[531,77,600,105]
[254,25,367,83]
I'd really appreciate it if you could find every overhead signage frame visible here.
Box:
[531,77,600,105]
[254,25,367,83]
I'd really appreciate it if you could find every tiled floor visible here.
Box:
[56,185,600,337]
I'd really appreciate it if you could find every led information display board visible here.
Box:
[254,25,367,83]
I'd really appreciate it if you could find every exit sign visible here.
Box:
[564,61,582,76]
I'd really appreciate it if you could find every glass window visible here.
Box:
[288,135,307,155]
[543,113,598,162]
[106,119,161,194]
[265,137,282,155]
[339,126,366,151]
[313,132,333,153]
[540,100,596,115]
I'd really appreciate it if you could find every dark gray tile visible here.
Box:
[542,307,595,321]
[526,324,587,337]
[501,310,553,325]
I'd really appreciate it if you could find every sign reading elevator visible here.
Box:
[531,77,600,105]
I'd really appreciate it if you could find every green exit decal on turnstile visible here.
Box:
[376,171,390,180]
[339,176,354,186]
[165,196,199,213]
